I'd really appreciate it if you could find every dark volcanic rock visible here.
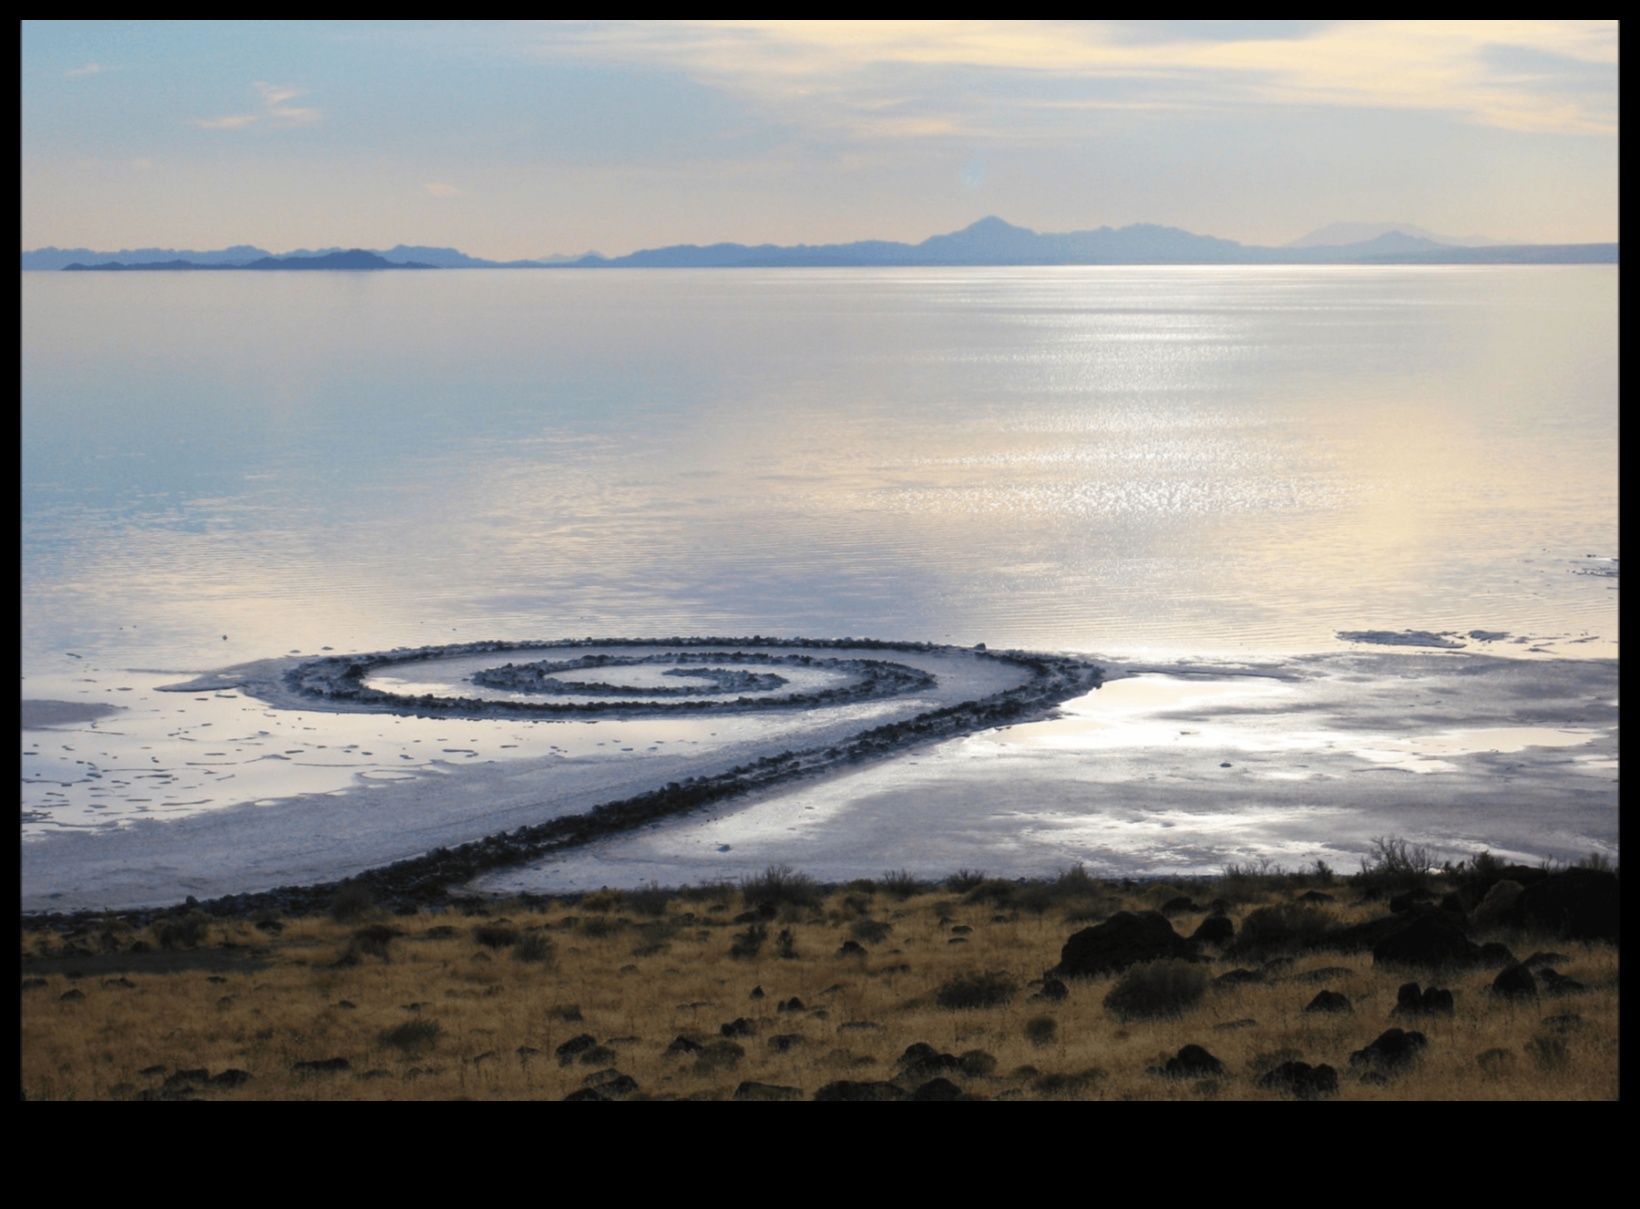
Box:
[1161,1044,1226,1078]
[1053,911,1192,978]
[814,1079,911,1101]
[1392,982,1455,1017]
[1349,1028,1428,1071]
[291,1056,351,1075]
[1030,978,1069,1002]
[735,1080,803,1101]
[1304,990,1352,1014]
[912,1077,968,1101]
[1190,914,1235,946]
[1491,963,1538,998]
[1506,868,1619,941]
[555,1033,599,1064]
[1371,914,1480,969]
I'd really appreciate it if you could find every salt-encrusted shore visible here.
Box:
[22,639,1102,916]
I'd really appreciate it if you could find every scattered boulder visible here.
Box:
[897,1042,963,1082]
[1542,969,1586,996]
[1470,879,1525,930]
[735,1081,802,1101]
[1053,911,1192,978]
[1190,914,1235,946]
[291,1057,351,1075]
[1372,914,1480,969]
[1304,990,1352,1014]
[814,1079,910,1101]
[1505,868,1619,941]
[1158,1045,1225,1078]
[1349,1028,1428,1071]
[693,1040,745,1071]
[912,1077,967,1101]
[1392,982,1454,1017]
[1031,978,1069,1002]
[1492,963,1538,998]
[555,1033,599,1064]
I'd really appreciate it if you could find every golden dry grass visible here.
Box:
[21,872,1618,1100]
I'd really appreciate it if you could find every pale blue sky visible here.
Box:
[21,21,1619,259]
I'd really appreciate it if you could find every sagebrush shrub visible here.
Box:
[936,970,1017,1010]
[741,864,821,912]
[1103,960,1206,1021]
[512,931,555,964]
[472,924,520,949]
[379,1019,441,1054]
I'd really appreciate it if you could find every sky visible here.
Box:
[20,20,1619,260]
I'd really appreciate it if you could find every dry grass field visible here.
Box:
[21,851,1618,1100]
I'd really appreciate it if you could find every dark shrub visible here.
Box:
[850,918,893,945]
[741,864,821,913]
[963,879,1020,908]
[936,971,1017,1010]
[1355,836,1436,899]
[351,924,401,960]
[946,869,987,893]
[380,1019,441,1054]
[472,924,520,949]
[729,924,767,959]
[1103,960,1207,1022]
[1024,1015,1058,1047]
[513,931,556,964]
[580,916,626,939]
[154,912,210,950]
[1233,903,1337,958]
[623,882,671,917]
[880,869,924,900]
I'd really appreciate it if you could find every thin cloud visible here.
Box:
[194,114,260,130]
[66,63,107,78]
[195,82,321,131]
[533,20,1617,139]
[253,82,305,106]
[423,182,463,197]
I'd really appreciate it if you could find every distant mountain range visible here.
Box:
[22,218,1617,271]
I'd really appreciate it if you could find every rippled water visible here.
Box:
[23,267,1616,672]
[21,267,1619,872]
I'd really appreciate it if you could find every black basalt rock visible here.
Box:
[1258,1061,1338,1099]
[1304,990,1352,1014]
[1371,913,1480,969]
[1349,1028,1428,1071]
[1491,963,1538,998]
[1053,911,1193,978]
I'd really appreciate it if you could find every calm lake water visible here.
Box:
[22,266,1618,666]
[20,267,1619,884]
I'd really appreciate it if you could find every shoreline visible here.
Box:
[21,645,1617,920]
